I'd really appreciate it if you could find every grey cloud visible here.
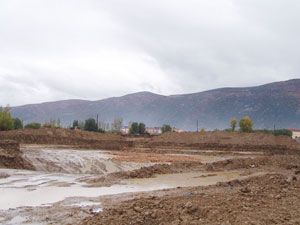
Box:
[0,0,299,106]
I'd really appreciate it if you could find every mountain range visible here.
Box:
[11,79,300,130]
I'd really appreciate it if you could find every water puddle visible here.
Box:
[0,168,251,211]
[124,171,244,187]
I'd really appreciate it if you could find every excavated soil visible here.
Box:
[0,141,34,170]
[1,129,299,152]
[82,173,300,225]
[0,129,131,150]
[0,129,300,225]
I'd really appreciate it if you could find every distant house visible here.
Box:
[172,127,185,133]
[289,129,300,139]
[146,127,162,135]
[121,126,184,135]
[121,126,130,134]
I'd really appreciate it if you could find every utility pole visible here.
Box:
[197,120,199,132]
[96,114,99,129]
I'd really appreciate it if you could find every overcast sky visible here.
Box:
[0,0,300,106]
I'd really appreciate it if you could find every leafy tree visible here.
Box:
[0,106,14,131]
[138,123,146,134]
[239,116,253,132]
[84,118,98,132]
[13,118,23,129]
[129,122,139,135]
[273,129,292,137]
[230,118,237,131]
[253,129,292,137]
[161,124,172,133]
[25,122,41,129]
[98,128,105,133]
[72,120,79,129]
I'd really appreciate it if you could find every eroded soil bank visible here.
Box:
[0,144,268,225]
[0,130,299,225]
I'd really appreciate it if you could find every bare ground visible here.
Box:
[1,129,300,225]
[82,173,300,225]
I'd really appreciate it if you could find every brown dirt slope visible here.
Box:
[147,131,300,152]
[1,129,299,152]
[81,174,300,225]
[0,128,131,150]
[0,140,34,170]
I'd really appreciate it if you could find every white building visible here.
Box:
[146,127,162,135]
[121,126,184,135]
[289,129,300,139]
[120,126,130,134]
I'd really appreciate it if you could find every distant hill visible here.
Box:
[11,79,300,130]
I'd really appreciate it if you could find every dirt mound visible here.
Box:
[0,128,132,150]
[145,131,300,152]
[0,140,34,170]
[84,162,204,187]
[81,174,300,225]
[206,155,300,171]
[1,129,299,152]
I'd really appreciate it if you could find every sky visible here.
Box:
[0,0,300,106]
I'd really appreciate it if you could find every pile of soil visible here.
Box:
[2,129,300,153]
[0,128,132,150]
[0,140,34,170]
[146,131,300,152]
[84,162,204,187]
[206,155,300,171]
[81,174,300,225]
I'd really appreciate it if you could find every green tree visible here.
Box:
[25,122,41,129]
[129,122,139,135]
[230,118,237,131]
[239,116,253,132]
[72,120,79,129]
[273,129,292,137]
[13,118,23,129]
[138,123,146,134]
[161,124,172,133]
[0,106,14,131]
[84,118,98,132]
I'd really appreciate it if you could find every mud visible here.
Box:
[0,129,300,225]
[82,173,300,225]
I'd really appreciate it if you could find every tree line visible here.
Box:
[228,116,292,137]
[0,106,292,137]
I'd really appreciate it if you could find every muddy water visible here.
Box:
[0,168,251,211]
[125,171,244,187]
[0,147,262,224]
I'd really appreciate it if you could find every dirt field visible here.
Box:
[82,173,300,225]
[0,129,299,225]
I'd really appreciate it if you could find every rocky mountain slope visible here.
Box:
[11,79,300,130]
